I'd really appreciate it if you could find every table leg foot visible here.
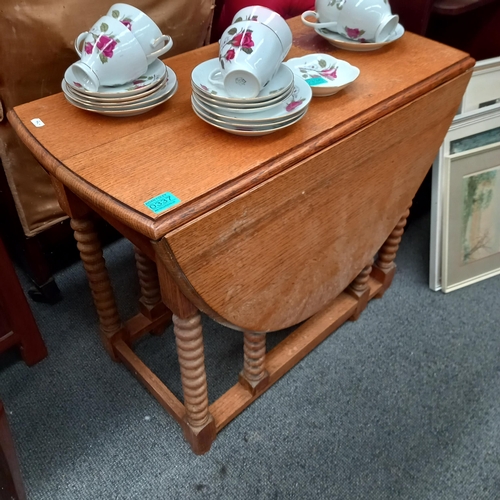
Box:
[71,217,123,360]
[346,259,373,321]
[371,204,411,298]
[182,414,217,455]
[238,331,269,395]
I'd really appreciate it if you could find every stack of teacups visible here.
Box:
[191,6,312,136]
[302,0,399,44]
[61,3,178,117]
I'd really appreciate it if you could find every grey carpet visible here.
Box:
[1,212,499,500]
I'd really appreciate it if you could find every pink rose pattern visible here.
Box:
[224,48,235,62]
[96,35,117,58]
[125,75,156,91]
[344,27,366,40]
[286,99,305,112]
[218,27,255,70]
[121,19,132,30]
[231,32,254,49]
[285,86,305,113]
[84,22,121,64]
[200,84,218,95]
[320,67,338,80]
[111,9,133,30]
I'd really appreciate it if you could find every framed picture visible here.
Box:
[429,103,500,290]
[441,142,500,293]
[460,56,500,114]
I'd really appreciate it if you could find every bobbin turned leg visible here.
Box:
[371,204,411,297]
[173,312,216,455]
[134,246,169,334]
[239,331,269,395]
[71,217,123,360]
[347,258,374,320]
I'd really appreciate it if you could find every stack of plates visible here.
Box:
[62,59,178,117]
[190,58,312,136]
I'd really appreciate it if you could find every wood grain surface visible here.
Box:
[163,72,471,331]
[8,17,474,240]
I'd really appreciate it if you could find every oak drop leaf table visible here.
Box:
[8,18,474,454]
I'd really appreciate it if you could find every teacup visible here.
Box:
[75,4,173,66]
[71,15,148,91]
[301,0,346,30]
[106,4,173,64]
[210,20,283,99]
[232,5,292,59]
[304,0,398,43]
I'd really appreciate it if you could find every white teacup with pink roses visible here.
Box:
[75,3,173,66]
[232,5,292,60]
[105,3,173,64]
[302,0,398,43]
[328,0,399,43]
[71,15,148,92]
[210,20,283,99]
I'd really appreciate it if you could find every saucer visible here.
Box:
[63,73,168,104]
[191,95,303,128]
[63,82,178,116]
[192,84,293,114]
[192,103,308,136]
[63,75,178,117]
[191,59,294,103]
[62,72,175,109]
[191,76,312,124]
[284,54,360,96]
[65,59,167,97]
[315,23,405,52]
[62,79,168,106]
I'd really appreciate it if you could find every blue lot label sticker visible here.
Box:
[305,77,328,86]
[144,192,180,214]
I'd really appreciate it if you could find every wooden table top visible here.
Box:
[9,17,473,240]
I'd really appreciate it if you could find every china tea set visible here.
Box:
[62,1,403,133]
[302,0,405,51]
[62,3,177,116]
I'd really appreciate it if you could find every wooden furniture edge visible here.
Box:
[153,239,237,330]
[7,57,474,241]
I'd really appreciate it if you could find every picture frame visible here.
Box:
[429,103,500,291]
[460,56,500,114]
[441,142,500,293]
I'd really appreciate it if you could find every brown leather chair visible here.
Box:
[0,0,216,302]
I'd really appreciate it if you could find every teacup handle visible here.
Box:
[208,68,225,88]
[146,35,173,64]
[301,10,338,30]
[74,31,89,57]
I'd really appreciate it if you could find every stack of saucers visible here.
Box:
[62,59,178,117]
[190,59,312,136]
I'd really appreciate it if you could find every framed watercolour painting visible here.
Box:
[441,142,500,293]
[429,103,500,291]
